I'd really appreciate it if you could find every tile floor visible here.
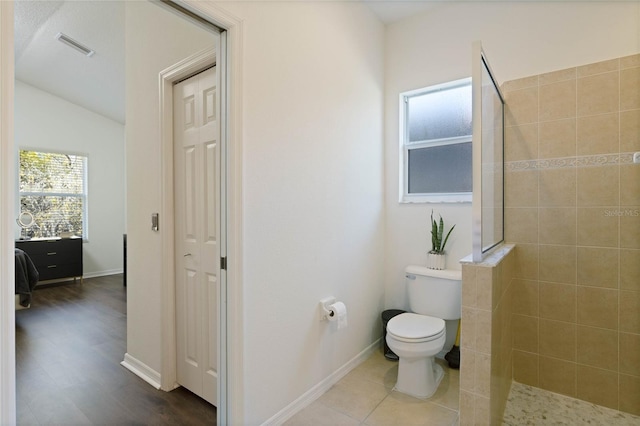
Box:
[284,350,460,426]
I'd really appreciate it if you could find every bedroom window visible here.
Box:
[400,78,473,203]
[18,150,88,239]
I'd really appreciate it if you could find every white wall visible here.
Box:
[125,1,214,375]
[217,3,384,423]
[14,81,125,277]
[384,1,640,309]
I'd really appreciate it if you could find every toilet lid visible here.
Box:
[387,313,445,342]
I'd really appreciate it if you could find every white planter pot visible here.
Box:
[427,252,446,270]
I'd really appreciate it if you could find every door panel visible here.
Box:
[174,66,218,406]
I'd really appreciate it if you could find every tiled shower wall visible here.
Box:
[503,54,640,415]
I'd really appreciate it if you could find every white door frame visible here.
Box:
[159,46,216,391]
[0,1,15,423]
[0,1,244,424]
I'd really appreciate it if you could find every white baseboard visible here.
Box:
[262,338,381,426]
[83,269,124,279]
[121,353,161,389]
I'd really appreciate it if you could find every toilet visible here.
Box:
[386,266,462,399]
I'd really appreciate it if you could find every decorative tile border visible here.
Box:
[506,152,636,172]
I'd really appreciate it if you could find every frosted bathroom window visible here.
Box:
[408,142,472,194]
[407,84,472,143]
[400,78,472,203]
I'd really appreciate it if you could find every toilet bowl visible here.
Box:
[385,266,462,399]
[386,313,446,398]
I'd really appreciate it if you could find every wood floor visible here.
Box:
[16,274,217,425]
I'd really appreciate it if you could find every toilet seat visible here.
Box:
[387,313,445,343]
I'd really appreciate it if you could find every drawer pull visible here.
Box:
[47,265,57,269]
[47,252,57,255]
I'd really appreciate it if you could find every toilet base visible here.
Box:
[393,357,444,399]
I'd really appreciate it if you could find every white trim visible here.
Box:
[159,47,217,397]
[121,353,162,389]
[0,2,16,423]
[261,339,381,426]
[82,269,124,279]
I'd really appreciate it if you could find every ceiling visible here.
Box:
[14,1,441,126]
[15,0,125,124]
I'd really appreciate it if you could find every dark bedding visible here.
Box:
[15,248,39,307]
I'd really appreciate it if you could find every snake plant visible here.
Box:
[430,211,455,254]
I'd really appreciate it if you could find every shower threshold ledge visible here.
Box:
[460,243,514,267]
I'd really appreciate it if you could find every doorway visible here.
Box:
[1,1,242,424]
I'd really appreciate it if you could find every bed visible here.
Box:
[15,248,39,308]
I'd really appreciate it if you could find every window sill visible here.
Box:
[400,193,472,204]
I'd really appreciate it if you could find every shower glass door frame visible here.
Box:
[471,41,505,262]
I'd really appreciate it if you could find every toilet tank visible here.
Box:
[405,265,462,320]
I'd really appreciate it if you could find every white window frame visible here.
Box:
[18,149,89,240]
[399,77,472,204]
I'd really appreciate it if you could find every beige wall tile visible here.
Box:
[620,210,640,249]
[577,247,618,289]
[505,124,538,162]
[513,314,538,353]
[506,170,538,208]
[577,72,619,117]
[620,249,640,292]
[461,307,477,351]
[539,356,577,397]
[539,281,576,322]
[502,75,538,92]
[619,374,640,416]
[620,109,640,152]
[621,165,640,206]
[475,310,492,354]
[540,80,577,121]
[577,113,619,155]
[577,207,619,248]
[512,350,539,387]
[505,208,538,244]
[577,286,618,330]
[539,168,576,207]
[577,58,619,77]
[459,390,475,426]
[539,319,576,361]
[514,244,539,280]
[621,67,640,111]
[474,395,491,426]
[577,166,619,207]
[476,267,493,311]
[577,365,618,410]
[539,67,576,85]
[576,325,618,371]
[460,348,476,392]
[621,54,640,69]
[539,208,576,245]
[539,245,576,284]
[511,279,538,317]
[620,290,640,334]
[475,352,491,397]
[462,265,477,308]
[539,119,576,159]
[620,332,640,377]
[505,86,538,127]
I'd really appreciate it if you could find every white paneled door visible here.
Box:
[174,66,219,406]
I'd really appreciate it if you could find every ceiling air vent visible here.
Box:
[55,32,95,57]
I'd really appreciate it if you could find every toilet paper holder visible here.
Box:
[319,297,336,321]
